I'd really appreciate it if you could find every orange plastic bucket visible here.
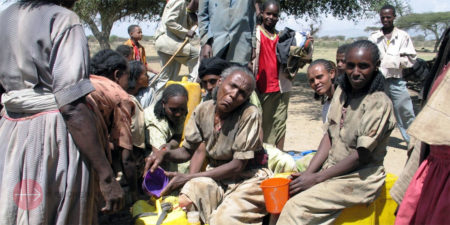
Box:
[260,177,291,214]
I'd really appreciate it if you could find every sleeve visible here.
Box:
[231,106,263,160]
[198,0,212,46]
[182,107,203,151]
[357,94,395,152]
[164,0,190,39]
[50,13,94,107]
[111,96,134,151]
[144,108,171,149]
[399,34,417,69]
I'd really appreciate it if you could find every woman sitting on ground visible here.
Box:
[307,59,337,123]
[277,40,396,224]
[143,84,188,172]
[144,66,271,225]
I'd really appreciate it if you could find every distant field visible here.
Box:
[88,38,438,77]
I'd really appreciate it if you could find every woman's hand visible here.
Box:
[98,175,124,213]
[143,148,167,177]
[160,171,191,196]
[289,172,320,196]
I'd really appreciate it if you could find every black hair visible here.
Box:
[380,4,396,16]
[337,44,350,55]
[337,40,384,95]
[423,27,450,101]
[308,59,336,75]
[19,0,76,8]
[154,84,188,120]
[198,57,231,79]
[128,60,145,90]
[261,0,280,11]
[128,25,140,35]
[90,49,128,80]
[116,45,133,58]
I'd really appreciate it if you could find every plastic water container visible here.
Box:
[132,196,189,225]
[335,173,398,225]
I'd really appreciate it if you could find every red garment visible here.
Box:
[395,64,450,225]
[256,29,279,93]
[395,146,450,225]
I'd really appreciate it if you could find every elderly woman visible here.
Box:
[144,66,271,225]
[277,40,396,224]
[0,0,123,224]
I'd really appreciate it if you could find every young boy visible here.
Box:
[124,25,159,74]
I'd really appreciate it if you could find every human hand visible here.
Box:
[160,171,191,196]
[99,175,124,213]
[200,44,213,60]
[289,172,319,196]
[187,30,195,38]
[143,148,167,177]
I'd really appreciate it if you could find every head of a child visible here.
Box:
[336,44,349,76]
[307,59,336,98]
[127,60,148,95]
[261,0,279,31]
[128,25,142,42]
[116,45,133,61]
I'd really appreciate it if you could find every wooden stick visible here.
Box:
[149,25,198,87]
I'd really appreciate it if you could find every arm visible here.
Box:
[198,0,213,59]
[146,64,160,74]
[161,158,248,196]
[143,146,193,175]
[303,133,331,174]
[61,97,123,213]
[399,34,417,69]
[164,0,193,39]
[51,17,123,212]
[189,142,207,174]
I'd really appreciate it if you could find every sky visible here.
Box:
[1,0,449,39]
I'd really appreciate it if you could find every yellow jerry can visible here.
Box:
[335,173,398,225]
[132,196,189,225]
[166,76,202,143]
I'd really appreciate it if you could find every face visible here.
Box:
[116,70,130,90]
[380,9,395,29]
[216,71,253,113]
[130,27,143,41]
[136,66,149,90]
[345,47,377,91]
[163,95,188,124]
[336,53,346,75]
[307,64,335,96]
[262,4,279,29]
[201,74,221,94]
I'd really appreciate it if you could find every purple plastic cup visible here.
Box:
[142,167,169,198]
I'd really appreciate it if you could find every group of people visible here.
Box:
[0,0,448,225]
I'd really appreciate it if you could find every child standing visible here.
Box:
[252,1,288,150]
[124,25,159,74]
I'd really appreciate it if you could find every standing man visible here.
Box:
[198,0,259,65]
[369,4,417,144]
[153,0,199,94]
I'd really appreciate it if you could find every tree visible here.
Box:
[396,11,450,52]
[279,0,409,20]
[73,0,163,49]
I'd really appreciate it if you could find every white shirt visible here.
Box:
[369,27,417,79]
